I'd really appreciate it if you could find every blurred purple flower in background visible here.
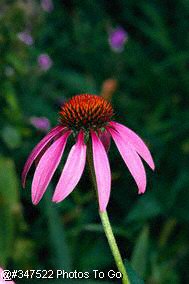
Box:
[38,54,53,71]
[17,31,33,46]
[108,27,128,53]
[41,0,54,12]
[30,117,50,132]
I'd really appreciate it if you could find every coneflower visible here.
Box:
[22,94,155,284]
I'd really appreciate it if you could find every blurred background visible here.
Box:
[0,1,189,283]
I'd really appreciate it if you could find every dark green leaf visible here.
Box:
[126,194,162,223]
[43,188,72,270]
[0,156,20,265]
[124,260,144,284]
[131,226,149,278]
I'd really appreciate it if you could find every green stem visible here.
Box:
[99,211,130,284]
[87,141,130,284]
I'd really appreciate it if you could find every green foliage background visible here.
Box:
[0,1,189,283]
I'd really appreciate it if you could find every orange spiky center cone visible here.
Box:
[59,94,114,131]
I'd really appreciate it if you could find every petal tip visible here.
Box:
[32,191,42,205]
[22,181,26,189]
[21,172,26,188]
[52,196,57,202]
[52,194,61,203]
[32,198,39,205]
[138,188,146,194]
[151,162,155,171]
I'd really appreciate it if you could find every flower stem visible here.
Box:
[99,211,130,284]
[87,141,130,284]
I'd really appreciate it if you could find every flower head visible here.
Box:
[38,54,52,71]
[108,27,128,52]
[30,116,50,132]
[22,94,154,212]
[59,94,114,131]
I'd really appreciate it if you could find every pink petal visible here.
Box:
[109,121,155,170]
[52,131,86,203]
[91,131,111,212]
[22,125,64,188]
[99,129,111,152]
[108,127,146,194]
[32,131,70,204]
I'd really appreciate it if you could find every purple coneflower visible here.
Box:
[17,31,33,46]
[30,117,50,132]
[22,94,154,212]
[38,54,52,71]
[108,26,128,52]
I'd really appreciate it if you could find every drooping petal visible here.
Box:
[32,131,70,205]
[108,127,146,194]
[99,130,111,152]
[109,121,155,170]
[52,131,87,203]
[91,131,111,212]
[22,125,64,188]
